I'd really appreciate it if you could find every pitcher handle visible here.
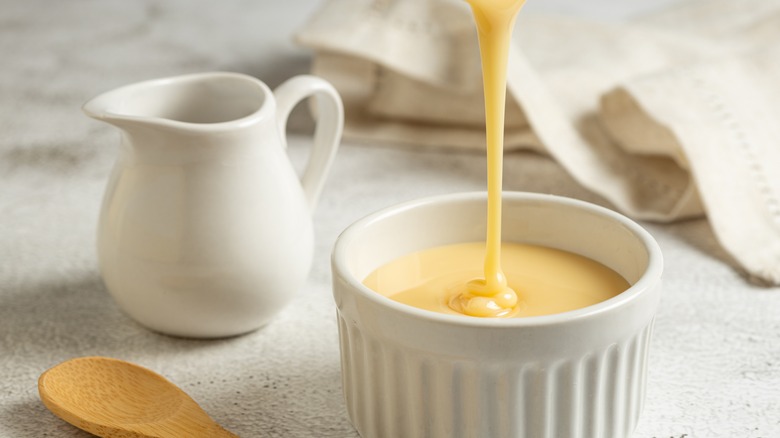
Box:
[274,75,344,212]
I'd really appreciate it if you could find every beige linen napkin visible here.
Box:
[295,0,780,284]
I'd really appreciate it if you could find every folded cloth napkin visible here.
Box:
[295,0,780,285]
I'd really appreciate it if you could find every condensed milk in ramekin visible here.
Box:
[331,192,663,438]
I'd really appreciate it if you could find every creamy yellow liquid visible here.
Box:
[449,0,527,317]
[363,0,630,318]
[364,243,628,317]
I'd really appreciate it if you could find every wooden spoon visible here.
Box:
[38,356,238,437]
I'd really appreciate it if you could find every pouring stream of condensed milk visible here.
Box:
[449,0,527,317]
[362,0,629,318]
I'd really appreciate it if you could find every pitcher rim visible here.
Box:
[82,71,275,132]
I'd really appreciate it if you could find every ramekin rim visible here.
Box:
[331,191,663,329]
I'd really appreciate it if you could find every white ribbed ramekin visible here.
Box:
[332,192,663,438]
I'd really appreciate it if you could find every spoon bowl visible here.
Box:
[38,356,238,438]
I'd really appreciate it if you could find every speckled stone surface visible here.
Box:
[0,1,777,437]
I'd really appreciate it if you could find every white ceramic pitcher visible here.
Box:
[83,72,343,338]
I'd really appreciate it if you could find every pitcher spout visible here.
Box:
[82,87,125,125]
[81,82,163,131]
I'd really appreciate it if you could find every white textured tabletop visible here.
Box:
[0,1,778,437]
